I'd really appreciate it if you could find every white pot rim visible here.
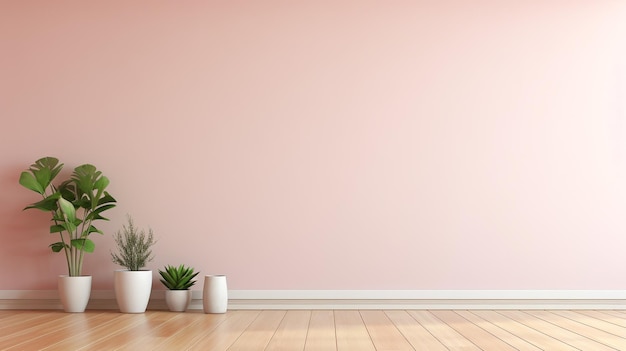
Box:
[58,275,92,278]
[114,269,153,272]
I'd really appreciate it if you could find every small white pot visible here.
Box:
[165,290,192,312]
[58,275,92,313]
[114,270,153,313]
[203,275,227,313]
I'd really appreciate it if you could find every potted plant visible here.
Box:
[19,157,117,312]
[111,215,156,313]
[159,264,199,312]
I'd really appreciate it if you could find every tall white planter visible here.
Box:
[114,270,153,313]
[58,275,92,313]
[203,275,227,313]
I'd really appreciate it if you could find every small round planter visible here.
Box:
[114,270,153,313]
[165,290,192,312]
[58,275,92,313]
[203,275,227,314]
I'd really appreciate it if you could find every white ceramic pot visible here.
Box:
[165,290,192,312]
[203,275,227,313]
[114,270,153,313]
[58,275,92,313]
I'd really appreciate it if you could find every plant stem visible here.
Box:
[43,191,71,275]
[78,207,90,276]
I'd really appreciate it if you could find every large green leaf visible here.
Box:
[72,164,99,195]
[51,211,81,224]
[50,224,65,233]
[31,157,61,181]
[85,204,116,221]
[50,242,68,252]
[45,158,63,182]
[77,195,92,210]
[97,192,116,206]
[94,175,109,190]
[19,172,44,194]
[57,181,77,202]
[33,167,51,193]
[82,225,103,236]
[32,157,61,172]
[24,193,60,211]
[57,197,76,223]
[94,203,116,212]
[93,176,110,202]
[71,238,95,253]
[57,197,78,234]
[20,157,63,194]
[60,221,77,234]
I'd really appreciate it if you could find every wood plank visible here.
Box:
[226,310,287,351]
[116,312,212,351]
[455,310,541,351]
[500,311,614,351]
[498,310,615,351]
[360,310,413,351]
[187,311,261,351]
[304,310,337,351]
[5,312,116,350]
[42,312,146,351]
[408,310,480,350]
[471,310,578,350]
[265,310,311,351]
[601,310,626,318]
[526,310,626,350]
[552,310,626,337]
[76,311,174,350]
[0,311,70,338]
[0,312,85,349]
[431,310,517,351]
[151,311,229,351]
[575,310,626,328]
[0,310,25,321]
[334,310,376,351]
[385,310,448,351]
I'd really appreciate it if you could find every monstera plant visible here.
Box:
[19,157,117,312]
[20,157,117,276]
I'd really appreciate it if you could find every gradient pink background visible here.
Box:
[1,1,626,291]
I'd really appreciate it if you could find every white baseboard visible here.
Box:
[1,290,625,310]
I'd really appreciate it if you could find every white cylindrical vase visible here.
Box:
[203,275,227,313]
[58,275,92,313]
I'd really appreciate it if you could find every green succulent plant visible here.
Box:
[159,264,199,290]
[19,157,117,276]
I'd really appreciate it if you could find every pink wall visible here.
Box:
[1,1,626,291]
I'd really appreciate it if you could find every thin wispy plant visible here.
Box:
[111,215,156,271]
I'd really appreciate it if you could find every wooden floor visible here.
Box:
[1,309,625,350]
